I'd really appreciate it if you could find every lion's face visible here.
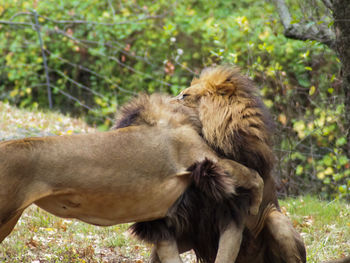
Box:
[175,67,238,108]
[175,80,206,108]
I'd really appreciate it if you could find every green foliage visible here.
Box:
[0,0,348,198]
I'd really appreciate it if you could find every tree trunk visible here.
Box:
[333,0,350,158]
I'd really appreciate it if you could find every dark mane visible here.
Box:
[130,159,250,262]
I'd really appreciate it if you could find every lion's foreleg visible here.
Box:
[153,240,183,263]
[215,221,244,263]
[265,210,306,263]
[0,209,24,243]
[216,159,264,215]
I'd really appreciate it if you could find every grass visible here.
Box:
[280,196,350,263]
[0,206,151,262]
[1,102,349,262]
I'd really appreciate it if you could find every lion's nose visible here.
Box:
[175,94,184,100]
[171,94,183,102]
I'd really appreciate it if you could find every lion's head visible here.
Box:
[176,66,274,178]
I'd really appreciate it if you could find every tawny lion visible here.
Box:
[175,66,306,263]
[119,66,306,262]
[0,98,263,263]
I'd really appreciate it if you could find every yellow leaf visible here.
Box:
[317,172,325,180]
[324,167,333,175]
[278,114,287,126]
[102,11,110,18]
[263,99,273,108]
[258,31,270,40]
[309,86,316,95]
[10,89,18,97]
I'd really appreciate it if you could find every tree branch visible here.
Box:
[0,20,32,26]
[321,0,333,10]
[271,0,336,49]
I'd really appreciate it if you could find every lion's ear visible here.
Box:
[191,77,199,85]
[216,83,234,96]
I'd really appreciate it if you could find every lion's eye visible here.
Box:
[182,93,189,98]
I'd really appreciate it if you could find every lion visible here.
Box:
[0,99,264,263]
[119,66,306,262]
[175,66,306,263]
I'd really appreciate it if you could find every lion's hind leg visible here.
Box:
[265,209,306,263]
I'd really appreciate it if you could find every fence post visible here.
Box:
[32,10,53,109]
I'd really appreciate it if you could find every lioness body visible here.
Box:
[0,125,210,241]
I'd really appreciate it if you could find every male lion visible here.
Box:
[122,66,306,263]
[175,66,306,263]
[0,98,263,263]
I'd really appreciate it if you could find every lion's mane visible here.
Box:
[191,66,275,179]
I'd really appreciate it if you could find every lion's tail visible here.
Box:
[187,158,236,202]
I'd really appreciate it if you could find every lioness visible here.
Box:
[0,104,263,263]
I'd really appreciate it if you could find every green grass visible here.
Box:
[280,196,350,263]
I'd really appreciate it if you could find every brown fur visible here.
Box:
[0,92,264,263]
[176,66,306,263]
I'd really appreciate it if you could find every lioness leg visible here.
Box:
[151,219,245,263]
[265,209,306,263]
[215,221,244,263]
[150,238,193,263]
[152,240,183,263]
[0,209,24,243]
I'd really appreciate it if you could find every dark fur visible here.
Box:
[130,158,249,262]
